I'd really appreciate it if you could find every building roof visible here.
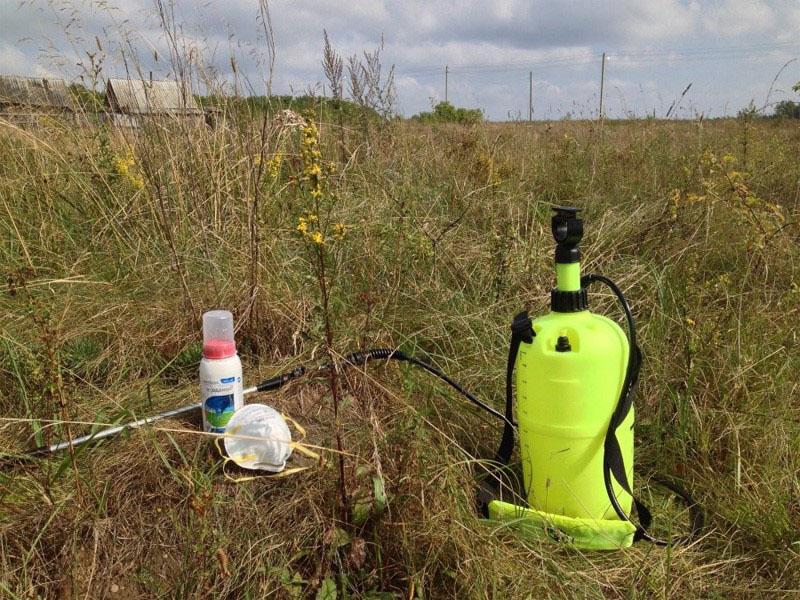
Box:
[106,78,201,115]
[0,75,75,110]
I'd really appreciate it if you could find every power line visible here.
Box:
[401,53,596,76]
[393,40,800,119]
[396,40,800,78]
[607,39,800,60]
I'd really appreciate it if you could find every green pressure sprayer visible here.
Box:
[10,206,701,549]
[484,206,701,549]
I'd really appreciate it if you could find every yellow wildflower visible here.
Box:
[130,174,145,190]
[266,152,282,180]
[297,217,309,234]
[114,157,129,176]
[305,163,322,177]
[686,193,704,205]
[310,231,324,245]
[302,120,319,146]
[300,117,325,200]
[113,150,135,176]
[112,149,146,190]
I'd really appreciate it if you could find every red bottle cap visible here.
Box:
[203,339,236,359]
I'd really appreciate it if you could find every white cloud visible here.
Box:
[701,0,776,36]
[0,43,32,74]
[616,1,696,40]
[0,0,799,118]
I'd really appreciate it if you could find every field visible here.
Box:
[1,109,799,598]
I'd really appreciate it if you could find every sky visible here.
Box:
[1,0,799,120]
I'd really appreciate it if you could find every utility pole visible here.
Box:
[599,52,606,119]
[528,71,533,122]
[445,65,449,103]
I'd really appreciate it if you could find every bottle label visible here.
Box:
[204,394,235,433]
[200,362,242,433]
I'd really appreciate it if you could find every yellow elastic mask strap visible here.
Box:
[284,413,307,440]
[283,413,323,463]
[213,436,256,483]
[213,417,322,483]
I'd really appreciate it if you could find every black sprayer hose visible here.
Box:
[254,348,514,429]
[582,274,637,349]
[582,274,704,545]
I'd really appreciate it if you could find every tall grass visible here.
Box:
[1,85,799,596]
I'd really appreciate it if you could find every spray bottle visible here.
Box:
[199,310,243,433]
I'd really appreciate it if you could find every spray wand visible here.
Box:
[13,349,511,459]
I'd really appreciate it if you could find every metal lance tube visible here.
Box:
[43,403,203,454]
[22,387,260,458]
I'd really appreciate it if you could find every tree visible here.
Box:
[773,100,800,119]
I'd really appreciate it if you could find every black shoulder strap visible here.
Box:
[495,311,533,465]
[601,341,657,541]
[595,285,703,545]
[478,312,532,516]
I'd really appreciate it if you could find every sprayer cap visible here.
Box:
[202,310,236,359]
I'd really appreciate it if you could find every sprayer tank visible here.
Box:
[515,309,634,521]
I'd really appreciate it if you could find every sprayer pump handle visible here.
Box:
[551,206,583,244]
[551,205,583,264]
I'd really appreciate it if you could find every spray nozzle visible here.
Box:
[551,205,583,264]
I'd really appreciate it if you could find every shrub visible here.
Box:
[413,101,483,125]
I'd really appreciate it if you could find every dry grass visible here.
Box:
[1,109,799,598]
